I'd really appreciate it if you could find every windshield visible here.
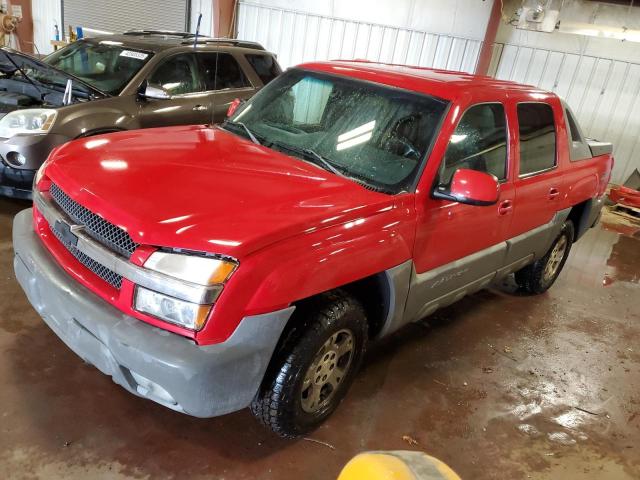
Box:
[43,40,153,95]
[226,69,448,193]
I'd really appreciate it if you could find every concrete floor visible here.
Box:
[0,198,638,480]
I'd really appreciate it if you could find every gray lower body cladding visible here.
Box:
[12,209,294,417]
[379,208,572,336]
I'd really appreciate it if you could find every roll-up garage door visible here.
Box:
[62,0,190,34]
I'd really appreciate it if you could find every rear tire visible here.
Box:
[251,291,367,438]
[515,220,574,294]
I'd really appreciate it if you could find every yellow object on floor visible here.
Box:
[338,451,461,480]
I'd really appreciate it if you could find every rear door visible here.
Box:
[196,52,257,123]
[407,100,515,322]
[504,100,566,264]
[137,52,212,128]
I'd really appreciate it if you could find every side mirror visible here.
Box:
[143,84,171,100]
[227,97,244,118]
[433,168,500,206]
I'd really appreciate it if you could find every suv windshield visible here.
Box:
[226,69,448,193]
[43,40,153,95]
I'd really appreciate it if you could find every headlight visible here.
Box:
[0,109,57,138]
[134,286,212,330]
[134,251,237,329]
[143,251,237,285]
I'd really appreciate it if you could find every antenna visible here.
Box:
[193,13,202,48]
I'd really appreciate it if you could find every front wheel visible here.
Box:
[514,220,574,294]
[251,291,368,438]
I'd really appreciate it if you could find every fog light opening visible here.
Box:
[6,151,26,167]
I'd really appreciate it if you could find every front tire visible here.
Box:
[515,220,574,294]
[251,291,368,438]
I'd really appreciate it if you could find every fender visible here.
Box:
[197,197,416,344]
[49,96,140,137]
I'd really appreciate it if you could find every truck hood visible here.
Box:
[45,125,395,258]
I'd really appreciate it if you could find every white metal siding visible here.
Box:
[493,44,640,184]
[237,1,482,73]
[32,0,63,55]
[62,0,189,34]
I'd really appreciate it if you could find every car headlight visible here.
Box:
[134,251,237,330]
[0,109,57,138]
[134,286,212,330]
[143,251,237,285]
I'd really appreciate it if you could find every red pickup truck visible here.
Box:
[13,61,613,438]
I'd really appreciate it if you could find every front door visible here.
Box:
[137,53,212,128]
[407,102,514,322]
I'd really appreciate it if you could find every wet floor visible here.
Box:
[1,200,639,480]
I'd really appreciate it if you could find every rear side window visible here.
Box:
[517,103,556,176]
[438,103,508,187]
[197,53,251,90]
[245,54,281,85]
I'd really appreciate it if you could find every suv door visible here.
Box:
[195,52,257,123]
[138,53,212,128]
[503,101,565,264]
[406,102,515,323]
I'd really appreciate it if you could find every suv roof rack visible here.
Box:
[123,30,197,38]
[182,38,266,51]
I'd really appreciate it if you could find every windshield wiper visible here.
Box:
[222,120,261,145]
[267,140,344,175]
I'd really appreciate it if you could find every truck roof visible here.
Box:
[298,60,553,101]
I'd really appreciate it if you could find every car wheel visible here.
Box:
[515,220,575,294]
[251,290,368,438]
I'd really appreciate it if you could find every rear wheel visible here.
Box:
[251,291,367,438]
[515,220,574,294]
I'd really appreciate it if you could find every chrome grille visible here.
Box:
[51,225,123,289]
[49,183,139,258]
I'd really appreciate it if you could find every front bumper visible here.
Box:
[0,164,35,199]
[0,133,69,199]
[13,208,294,417]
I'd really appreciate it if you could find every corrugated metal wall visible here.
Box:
[63,0,190,35]
[237,1,482,73]
[491,44,640,184]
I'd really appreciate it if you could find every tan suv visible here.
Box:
[0,31,281,199]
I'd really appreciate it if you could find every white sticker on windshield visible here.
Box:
[120,50,148,60]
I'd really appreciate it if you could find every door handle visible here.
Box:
[548,187,560,200]
[498,199,513,215]
[192,104,207,112]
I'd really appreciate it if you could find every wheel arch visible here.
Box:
[567,197,602,242]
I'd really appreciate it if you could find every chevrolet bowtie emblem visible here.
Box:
[54,220,79,247]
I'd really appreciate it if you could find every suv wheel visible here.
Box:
[251,291,367,438]
[515,220,574,294]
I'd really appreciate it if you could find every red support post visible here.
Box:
[476,0,503,76]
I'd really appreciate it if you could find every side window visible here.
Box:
[438,103,508,187]
[197,53,251,91]
[245,54,281,85]
[148,54,199,95]
[517,103,556,176]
